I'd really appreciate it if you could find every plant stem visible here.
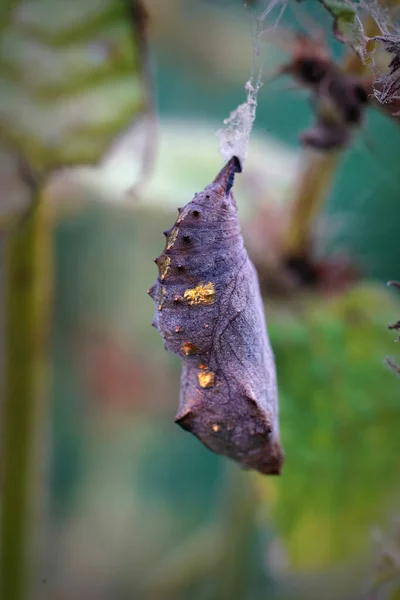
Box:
[282,8,387,260]
[284,151,340,257]
[0,189,52,600]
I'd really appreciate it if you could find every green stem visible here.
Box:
[283,0,400,260]
[284,151,340,257]
[0,189,52,600]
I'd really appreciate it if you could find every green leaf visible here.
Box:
[320,0,355,21]
[318,0,362,49]
[0,0,148,170]
[264,283,400,570]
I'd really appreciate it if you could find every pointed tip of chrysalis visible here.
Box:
[231,155,242,173]
[212,156,242,196]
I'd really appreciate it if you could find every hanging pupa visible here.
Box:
[149,156,284,475]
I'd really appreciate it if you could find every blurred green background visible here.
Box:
[1,1,400,599]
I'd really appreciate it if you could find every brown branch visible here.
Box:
[282,3,397,261]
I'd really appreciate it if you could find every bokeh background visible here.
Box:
[1,1,400,599]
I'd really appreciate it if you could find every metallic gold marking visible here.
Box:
[157,255,171,280]
[184,282,215,306]
[157,286,166,311]
[198,370,215,388]
[175,326,183,333]
[166,227,179,250]
[212,424,220,432]
[177,207,190,224]
[181,342,200,356]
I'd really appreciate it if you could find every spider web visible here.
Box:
[216,1,291,168]
[319,0,400,107]
[346,0,400,106]
[217,0,400,166]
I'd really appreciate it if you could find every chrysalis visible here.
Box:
[149,157,284,475]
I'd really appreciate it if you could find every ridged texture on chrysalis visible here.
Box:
[149,157,284,475]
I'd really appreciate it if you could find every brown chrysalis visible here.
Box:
[149,157,284,475]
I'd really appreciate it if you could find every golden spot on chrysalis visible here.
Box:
[177,206,190,224]
[198,363,208,370]
[157,255,171,280]
[198,370,215,388]
[181,342,200,356]
[184,282,215,306]
[175,326,183,333]
[157,286,167,311]
[212,424,220,432]
[166,227,179,250]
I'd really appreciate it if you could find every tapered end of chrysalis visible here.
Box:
[212,156,242,196]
